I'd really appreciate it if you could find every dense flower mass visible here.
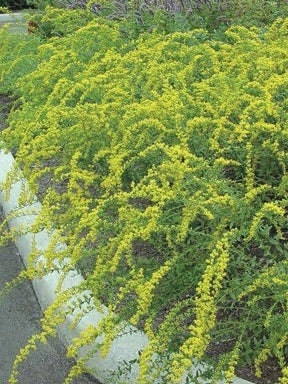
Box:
[1,7,288,383]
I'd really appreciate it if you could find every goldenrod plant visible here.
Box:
[1,4,288,384]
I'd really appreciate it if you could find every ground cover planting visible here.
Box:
[1,4,288,384]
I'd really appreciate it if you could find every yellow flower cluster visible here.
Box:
[130,258,175,325]
[169,232,234,382]
[246,202,285,242]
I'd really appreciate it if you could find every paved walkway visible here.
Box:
[0,211,100,384]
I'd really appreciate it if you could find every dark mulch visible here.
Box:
[236,358,281,384]
[0,94,14,131]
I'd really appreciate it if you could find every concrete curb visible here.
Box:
[0,149,254,384]
[0,13,27,33]
[0,13,24,22]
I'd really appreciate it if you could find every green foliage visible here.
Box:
[27,6,95,37]
[0,0,30,10]
[23,0,288,36]
[1,5,288,384]
[93,0,288,35]
[26,0,58,8]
